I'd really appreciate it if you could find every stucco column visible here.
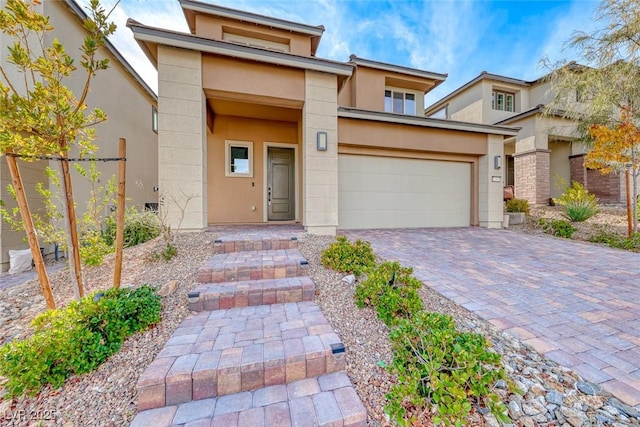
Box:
[514,149,550,205]
[302,70,338,235]
[478,134,504,229]
[157,46,207,231]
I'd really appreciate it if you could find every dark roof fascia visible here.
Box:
[425,71,531,115]
[65,0,157,100]
[338,107,520,136]
[127,19,353,76]
[494,105,572,125]
[349,55,447,82]
[179,0,324,37]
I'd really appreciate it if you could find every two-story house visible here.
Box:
[0,0,158,271]
[425,71,626,205]
[127,0,518,234]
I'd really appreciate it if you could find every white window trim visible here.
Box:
[384,87,418,115]
[223,32,290,53]
[492,89,516,112]
[225,140,253,177]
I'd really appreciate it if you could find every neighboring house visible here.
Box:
[127,0,518,235]
[0,0,158,271]
[425,71,627,205]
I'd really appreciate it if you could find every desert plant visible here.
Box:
[564,198,599,222]
[104,207,162,248]
[354,261,423,326]
[386,312,509,426]
[505,198,530,215]
[0,286,161,397]
[320,236,376,276]
[539,218,577,238]
[590,230,640,251]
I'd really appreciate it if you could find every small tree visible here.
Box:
[0,0,117,305]
[543,0,640,235]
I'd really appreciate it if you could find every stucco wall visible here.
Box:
[549,141,572,198]
[478,134,504,228]
[443,84,483,123]
[157,46,207,230]
[207,116,299,223]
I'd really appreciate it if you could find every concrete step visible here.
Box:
[137,302,346,411]
[188,277,315,312]
[213,236,299,254]
[131,372,367,427]
[197,249,308,284]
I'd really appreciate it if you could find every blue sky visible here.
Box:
[91,0,602,106]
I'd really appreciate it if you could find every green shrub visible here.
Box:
[152,242,178,261]
[320,235,376,276]
[554,181,599,222]
[354,261,423,326]
[553,180,597,207]
[590,230,640,251]
[104,207,162,248]
[386,312,509,426]
[505,198,530,215]
[539,218,576,238]
[80,230,114,266]
[0,286,161,397]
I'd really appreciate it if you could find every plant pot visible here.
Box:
[506,212,525,225]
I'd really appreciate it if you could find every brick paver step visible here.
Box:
[131,372,367,427]
[213,236,298,254]
[188,277,315,312]
[197,249,308,283]
[137,302,346,411]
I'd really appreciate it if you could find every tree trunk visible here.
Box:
[59,156,84,298]
[5,152,56,309]
[113,138,126,288]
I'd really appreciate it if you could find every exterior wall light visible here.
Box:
[317,131,328,151]
[494,155,502,170]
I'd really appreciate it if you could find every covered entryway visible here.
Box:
[338,154,471,229]
[267,147,296,221]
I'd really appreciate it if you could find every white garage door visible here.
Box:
[338,155,471,229]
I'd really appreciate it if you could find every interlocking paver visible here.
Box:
[344,227,640,407]
[198,249,308,283]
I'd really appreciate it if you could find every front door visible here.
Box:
[267,147,295,221]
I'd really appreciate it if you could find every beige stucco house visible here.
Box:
[128,0,518,235]
[425,71,627,205]
[0,0,158,271]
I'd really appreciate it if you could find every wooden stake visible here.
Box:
[113,138,126,288]
[60,155,84,298]
[626,169,633,237]
[5,152,56,309]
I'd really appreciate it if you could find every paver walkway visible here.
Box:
[344,227,640,408]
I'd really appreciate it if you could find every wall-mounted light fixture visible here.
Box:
[317,131,328,151]
[494,155,502,170]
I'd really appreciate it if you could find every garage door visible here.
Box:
[338,155,471,229]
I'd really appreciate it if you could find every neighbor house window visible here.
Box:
[152,106,158,133]
[225,140,253,177]
[385,90,416,115]
[492,90,515,112]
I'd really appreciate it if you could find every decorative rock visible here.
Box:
[482,413,501,427]
[547,390,564,406]
[607,398,640,419]
[158,280,179,297]
[508,400,523,418]
[560,406,588,427]
[341,275,355,285]
[495,380,508,389]
[576,380,604,396]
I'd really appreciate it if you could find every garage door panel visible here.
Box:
[338,155,471,229]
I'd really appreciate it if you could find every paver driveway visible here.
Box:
[343,227,640,407]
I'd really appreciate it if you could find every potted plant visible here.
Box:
[504,198,530,226]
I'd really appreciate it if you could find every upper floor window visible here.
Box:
[385,90,416,115]
[222,32,290,53]
[492,90,515,112]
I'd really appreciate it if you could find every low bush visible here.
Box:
[103,207,162,248]
[80,230,114,266]
[505,198,530,215]
[354,261,423,326]
[386,312,509,426]
[554,181,599,222]
[590,230,640,251]
[539,218,576,238]
[0,286,161,397]
[320,235,376,276]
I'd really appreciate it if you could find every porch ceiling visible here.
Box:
[206,97,301,122]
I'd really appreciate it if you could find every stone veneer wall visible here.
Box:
[157,46,207,230]
[514,150,550,205]
[570,154,623,204]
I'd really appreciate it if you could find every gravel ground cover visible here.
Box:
[0,207,638,426]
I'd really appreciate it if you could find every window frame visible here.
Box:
[225,140,254,178]
[384,89,417,115]
[492,90,516,112]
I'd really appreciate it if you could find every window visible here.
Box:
[225,140,253,177]
[492,90,515,112]
[384,90,416,115]
[152,106,158,133]
[222,32,290,52]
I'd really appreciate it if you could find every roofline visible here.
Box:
[65,0,157,100]
[338,107,520,136]
[494,105,573,125]
[127,20,353,76]
[425,71,531,115]
[179,0,325,37]
[349,55,447,82]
